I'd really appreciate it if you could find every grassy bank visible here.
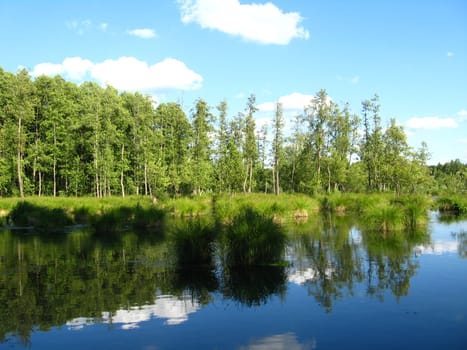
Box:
[1,193,432,236]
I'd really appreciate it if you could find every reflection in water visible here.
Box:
[67,293,200,330]
[221,266,287,307]
[414,240,459,255]
[238,332,316,350]
[0,214,463,346]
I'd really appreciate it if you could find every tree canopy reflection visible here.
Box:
[0,215,436,344]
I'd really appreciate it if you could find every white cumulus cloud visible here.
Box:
[178,0,309,45]
[32,57,94,80]
[257,92,314,112]
[405,116,458,130]
[128,28,157,39]
[31,56,203,91]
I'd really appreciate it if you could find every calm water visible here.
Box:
[1,212,466,349]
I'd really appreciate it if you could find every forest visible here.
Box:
[0,67,466,198]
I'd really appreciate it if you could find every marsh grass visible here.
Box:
[213,193,319,223]
[361,205,405,235]
[360,195,430,236]
[165,195,212,217]
[391,195,430,229]
[436,195,467,214]
[221,206,287,267]
[7,201,73,232]
[171,218,217,265]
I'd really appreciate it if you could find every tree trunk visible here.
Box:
[120,144,125,198]
[53,122,57,197]
[17,116,24,198]
[248,161,253,193]
[38,171,42,197]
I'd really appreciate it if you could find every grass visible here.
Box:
[170,218,218,266]
[435,195,467,214]
[0,193,432,237]
[220,206,287,267]
[212,193,319,223]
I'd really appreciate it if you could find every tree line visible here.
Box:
[0,67,454,198]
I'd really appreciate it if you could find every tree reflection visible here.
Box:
[221,266,287,307]
[287,214,430,311]
[0,214,440,344]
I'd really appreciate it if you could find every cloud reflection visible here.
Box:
[414,240,459,255]
[238,332,316,350]
[66,293,200,330]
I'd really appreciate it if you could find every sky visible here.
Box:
[0,0,466,164]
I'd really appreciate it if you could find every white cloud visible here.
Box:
[66,19,92,35]
[128,28,157,39]
[31,56,203,91]
[350,75,360,84]
[447,51,455,57]
[405,116,458,130]
[257,92,314,112]
[457,109,467,121]
[92,57,202,90]
[178,0,309,45]
[100,22,108,31]
[32,57,94,80]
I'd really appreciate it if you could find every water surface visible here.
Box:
[1,212,466,349]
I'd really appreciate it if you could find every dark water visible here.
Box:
[1,212,466,349]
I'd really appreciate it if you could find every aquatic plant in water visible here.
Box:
[221,206,287,267]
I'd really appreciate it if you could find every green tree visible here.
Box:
[242,94,258,193]
[303,89,331,193]
[12,69,36,197]
[190,98,214,194]
[271,102,284,195]
[155,102,191,195]
[360,94,384,191]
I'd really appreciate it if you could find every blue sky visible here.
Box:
[0,0,466,164]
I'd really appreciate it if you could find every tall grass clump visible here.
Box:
[361,205,405,235]
[221,206,287,267]
[391,195,430,229]
[90,206,133,234]
[133,203,165,231]
[436,195,467,215]
[7,201,72,232]
[171,218,217,266]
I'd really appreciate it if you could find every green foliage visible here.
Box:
[221,206,287,267]
[0,66,462,197]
